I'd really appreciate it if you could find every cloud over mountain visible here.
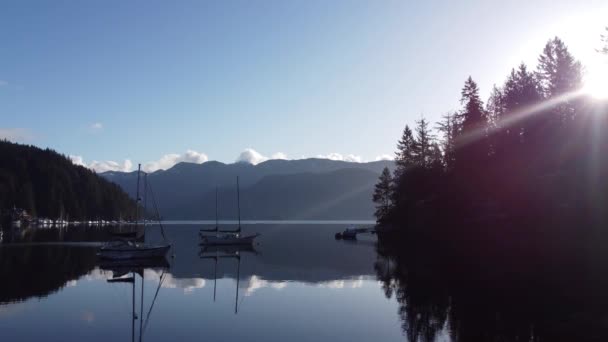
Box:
[375,154,394,161]
[236,149,289,165]
[143,150,208,172]
[71,149,208,173]
[317,153,363,162]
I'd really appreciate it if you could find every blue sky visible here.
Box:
[1,0,607,171]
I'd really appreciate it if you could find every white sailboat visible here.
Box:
[199,177,259,246]
[98,164,171,260]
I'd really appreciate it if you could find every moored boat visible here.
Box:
[98,240,171,260]
[200,233,259,245]
[199,176,259,246]
[97,164,170,260]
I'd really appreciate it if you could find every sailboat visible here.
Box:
[98,164,171,260]
[199,177,259,246]
[111,173,148,240]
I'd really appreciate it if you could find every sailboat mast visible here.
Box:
[132,271,136,342]
[215,186,219,231]
[237,176,241,230]
[143,173,148,224]
[139,271,144,342]
[213,253,218,302]
[135,164,141,227]
[235,254,241,314]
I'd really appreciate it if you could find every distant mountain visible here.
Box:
[102,159,395,220]
[0,140,136,220]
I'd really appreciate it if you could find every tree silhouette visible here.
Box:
[394,125,416,180]
[0,140,137,221]
[372,167,393,223]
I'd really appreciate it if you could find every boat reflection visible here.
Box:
[0,224,377,305]
[103,259,170,342]
[199,244,255,314]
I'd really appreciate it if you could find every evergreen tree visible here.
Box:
[457,77,487,133]
[497,64,543,149]
[0,140,137,220]
[454,77,489,171]
[436,113,458,169]
[536,37,582,98]
[413,116,435,169]
[394,125,417,179]
[373,167,394,223]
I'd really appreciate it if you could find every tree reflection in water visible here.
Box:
[375,231,608,342]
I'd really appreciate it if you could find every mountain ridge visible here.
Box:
[101,158,395,220]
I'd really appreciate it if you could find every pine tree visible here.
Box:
[454,76,488,169]
[536,37,582,98]
[394,125,416,179]
[458,77,486,133]
[373,167,393,223]
[486,85,503,129]
[436,112,458,169]
[413,116,435,169]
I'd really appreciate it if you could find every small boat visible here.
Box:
[335,226,376,240]
[98,240,171,260]
[199,177,259,246]
[200,232,259,245]
[98,164,170,260]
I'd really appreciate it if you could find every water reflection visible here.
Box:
[0,225,375,303]
[375,236,608,341]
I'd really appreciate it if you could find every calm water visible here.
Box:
[0,223,422,342]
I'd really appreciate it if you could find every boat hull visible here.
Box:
[199,234,258,246]
[97,244,171,260]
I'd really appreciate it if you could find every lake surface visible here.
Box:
[0,223,423,342]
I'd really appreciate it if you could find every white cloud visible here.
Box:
[318,280,345,289]
[71,150,208,173]
[90,122,103,130]
[89,159,133,173]
[244,275,288,296]
[344,154,363,162]
[271,282,288,289]
[0,128,32,142]
[271,152,288,160]
[144,270,206,293]
[69,155,86,167]
[375,154,394,161]
[317,153,363,163]
[143,149,208,172]
[317,277,366,289]
[237,148,268,165]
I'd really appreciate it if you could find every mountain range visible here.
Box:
[101,158,395,220]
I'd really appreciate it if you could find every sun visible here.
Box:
[583,59,608,100]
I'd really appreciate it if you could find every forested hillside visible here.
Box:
[103,159,394,219]
[0,140,136,220]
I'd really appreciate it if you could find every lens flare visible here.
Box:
[583,61,608,100]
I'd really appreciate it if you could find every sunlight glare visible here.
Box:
[583,59,608,100]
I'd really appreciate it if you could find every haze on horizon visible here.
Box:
[1,0,607,173]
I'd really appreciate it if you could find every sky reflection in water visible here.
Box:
[0,224,419,342]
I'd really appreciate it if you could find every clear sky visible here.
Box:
[1,0,607,172]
